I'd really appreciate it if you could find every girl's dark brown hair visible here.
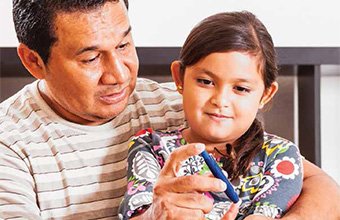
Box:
[179,11,278,179]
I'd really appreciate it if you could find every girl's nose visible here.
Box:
[210,89,231,108]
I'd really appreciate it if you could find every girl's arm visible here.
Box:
[281,159,340,220]
[244,158,340,220]
[244,139,303,218]
[118,129,159,219]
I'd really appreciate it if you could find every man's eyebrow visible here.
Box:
[123,26,132,39]
[75,26,132,56]
[75,46,99,56]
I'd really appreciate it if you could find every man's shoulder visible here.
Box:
[0,80,38,107]
[0,80,43,144]
[131,78,181,105]
[135,78,176,93]
[125,78,184,130]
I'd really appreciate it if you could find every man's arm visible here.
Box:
[0,143,41,219]
[282,159,340,220]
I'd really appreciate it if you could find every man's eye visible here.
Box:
[197,79,214,85]
[118,42,129,50]
[82,54,100,63]
[234,86,250,93]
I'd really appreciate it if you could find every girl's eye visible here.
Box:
[234,86,250,93]
[197,78,214,86]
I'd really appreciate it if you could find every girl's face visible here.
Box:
[172,51,278,149]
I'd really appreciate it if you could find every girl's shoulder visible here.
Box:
[128,128,184,153]
[261,132,300,159]
[128,128,185,168]
[263,132,297,147]
[131,128,183,143]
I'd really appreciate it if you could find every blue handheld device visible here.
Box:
[200,150,240,203]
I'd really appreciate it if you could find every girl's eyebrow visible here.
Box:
[193,67,215,77]
[194,67,256,84]
[233,78,255,84]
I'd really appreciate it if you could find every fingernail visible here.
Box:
[195,143,205,151]
[219,180,227,191]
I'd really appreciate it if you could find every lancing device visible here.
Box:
[200,150,240,204]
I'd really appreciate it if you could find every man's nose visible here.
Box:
[101,54,129,85]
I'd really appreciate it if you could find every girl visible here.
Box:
[119,11,302,219]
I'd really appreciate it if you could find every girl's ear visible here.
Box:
[17,43,47,79]
[171,60,184,94]
[259,81,279,109]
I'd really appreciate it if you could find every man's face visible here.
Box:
[42,1,138,125]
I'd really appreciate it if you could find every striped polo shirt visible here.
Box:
[0,78,185,219]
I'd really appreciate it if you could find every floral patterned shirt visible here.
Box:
[118,128,303,220]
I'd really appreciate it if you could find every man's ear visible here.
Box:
[259,81,279,109]
[17,43,47,79]
[171,60,184,94]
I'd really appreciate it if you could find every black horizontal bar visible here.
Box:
[136,47,340,65]
[1,47,340,77]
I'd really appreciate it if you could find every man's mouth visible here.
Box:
[99,87,127,104]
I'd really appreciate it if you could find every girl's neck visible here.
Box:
[181,127,233,155]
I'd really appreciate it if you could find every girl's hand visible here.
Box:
[221,203,239,220]
[244,215,274,220]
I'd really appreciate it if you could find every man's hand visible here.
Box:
[132,143,227,220]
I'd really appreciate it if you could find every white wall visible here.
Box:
[130,0,340,47]
[320,66,340,183]
[1,0,339,183]
[2,0,340,47]
[0,1,17,47]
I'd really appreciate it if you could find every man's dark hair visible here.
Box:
[13,0,129,64]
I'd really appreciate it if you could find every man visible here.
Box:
[0,0,339,219]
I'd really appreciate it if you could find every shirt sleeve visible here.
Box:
[0,143,42,219]
[118,129,162,220]
[244,138,303,218]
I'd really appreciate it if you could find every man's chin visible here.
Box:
[83,114,116,126]
[87,98,129,124]
[92,108,126,123]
